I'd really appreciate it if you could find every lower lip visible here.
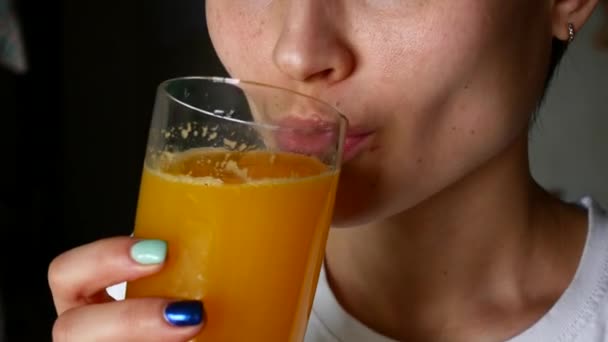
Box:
[342,133,373,163]
[273,117,374,162]
[273,130,372,163]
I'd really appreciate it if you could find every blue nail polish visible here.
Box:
[164,301,205,327]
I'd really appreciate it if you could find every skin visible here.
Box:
[48,0,599,341]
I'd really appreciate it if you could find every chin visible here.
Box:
[330,194,392,229]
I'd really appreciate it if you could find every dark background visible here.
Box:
[0,1,226,340]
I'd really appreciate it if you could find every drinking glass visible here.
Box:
[126,76,347,341]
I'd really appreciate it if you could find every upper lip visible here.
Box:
[277,115,375,139]
[277,115,372,134]
[273,115,374,153]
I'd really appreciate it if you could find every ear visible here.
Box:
[552,0,600,41]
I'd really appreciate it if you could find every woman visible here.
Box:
[49,0,606,341]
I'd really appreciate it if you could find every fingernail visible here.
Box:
[130,239,167,265]
[164,300,205,327]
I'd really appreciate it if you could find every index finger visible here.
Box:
[48,236,167,314]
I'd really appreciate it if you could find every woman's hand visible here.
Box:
[48,236,205,342]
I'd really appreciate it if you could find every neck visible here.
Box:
[324,136,587,341]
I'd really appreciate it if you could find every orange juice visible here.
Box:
[126,148,339,341]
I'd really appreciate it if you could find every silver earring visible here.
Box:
[568,23,576,43]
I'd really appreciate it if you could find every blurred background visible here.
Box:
[0,1,606,341]
[531,4,608,206]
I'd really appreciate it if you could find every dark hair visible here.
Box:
[544,38,568,94]
[532,38,568,122]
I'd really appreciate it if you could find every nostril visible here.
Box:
[307,69,335,83]
[319,69,334,80]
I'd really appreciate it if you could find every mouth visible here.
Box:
[342,131,374,163]
[273,116,374,163]
[272,116,335,155]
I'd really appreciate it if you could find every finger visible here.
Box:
[49,236,167,314]
[52,298,205,342]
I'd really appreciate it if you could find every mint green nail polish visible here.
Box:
[130,240,167,265]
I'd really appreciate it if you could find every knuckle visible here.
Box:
[116,301,182,342]
[117,302,148,334]
[52,315,74,342]
[48,254,68,293]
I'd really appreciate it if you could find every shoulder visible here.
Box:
[584,197,608,229]
[569,197,608,341]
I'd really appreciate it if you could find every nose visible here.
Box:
[272,1,355,85]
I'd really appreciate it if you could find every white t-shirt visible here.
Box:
[305,197,608,342]
[108,197,608,342]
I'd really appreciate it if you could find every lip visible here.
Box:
[273,116,338,156]
[274,116,373,163]
[342,131,374,163]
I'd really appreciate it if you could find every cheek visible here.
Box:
[206,2,277,79]
[368,0,544,164]
[366,2,494,99]
[333,1,545,225]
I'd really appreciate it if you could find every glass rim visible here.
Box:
[159,76,349,133]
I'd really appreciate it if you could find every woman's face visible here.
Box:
[206,0,554,226]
